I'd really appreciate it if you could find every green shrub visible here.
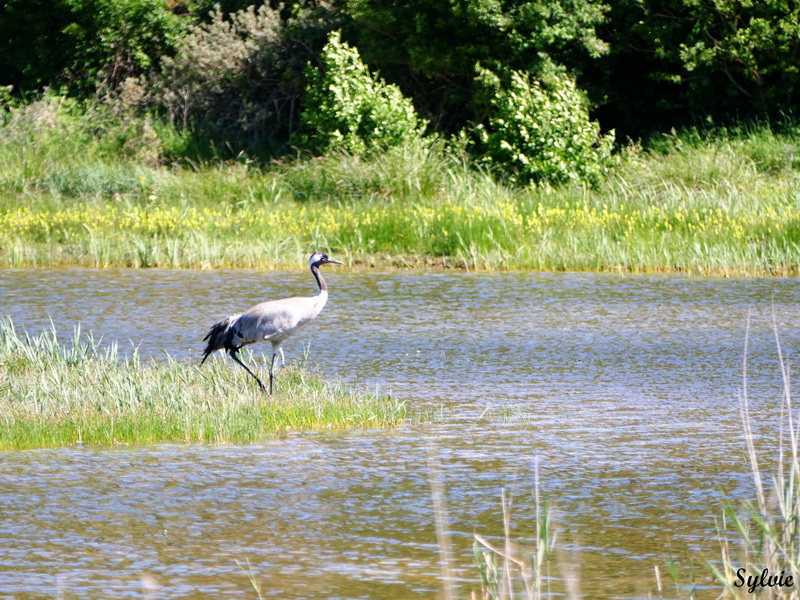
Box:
[297,31,429,156]
[473,68,615,186]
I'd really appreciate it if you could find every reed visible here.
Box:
[0,318,404,450]
[472,483,562,600]
[710,318,800,599]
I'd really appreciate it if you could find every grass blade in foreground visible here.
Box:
[711,320,800,599]
[0,318,404,450]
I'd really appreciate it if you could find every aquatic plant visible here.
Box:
[0,318,404,450]
[471,482,565,600]
[710,319,800,599]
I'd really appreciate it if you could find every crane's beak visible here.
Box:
[326,258,344,265]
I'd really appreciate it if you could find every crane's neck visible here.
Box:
[310,264,327,293]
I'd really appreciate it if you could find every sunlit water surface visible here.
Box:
[1,268,799,599]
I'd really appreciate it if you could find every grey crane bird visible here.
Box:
[201,251,343,394]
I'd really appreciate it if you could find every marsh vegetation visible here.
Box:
[0,318,404,450]
[2,98,800,274]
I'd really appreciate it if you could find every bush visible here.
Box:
[157,3,337,157]
[472,67,615,186]
[296,31,429,156]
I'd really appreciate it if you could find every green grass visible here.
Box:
[0,318,405,450]
[2,97,800,274]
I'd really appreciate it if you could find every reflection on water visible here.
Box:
[1,268,799,598]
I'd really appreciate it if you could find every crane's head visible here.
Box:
[309,251,344,267]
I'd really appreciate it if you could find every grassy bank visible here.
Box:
[2,98,800,274]
[0,319,405,450]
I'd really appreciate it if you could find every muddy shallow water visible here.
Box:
[1,268,799,599]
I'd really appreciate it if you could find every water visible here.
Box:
[1,267,800,599]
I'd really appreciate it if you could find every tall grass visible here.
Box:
[0,318,405,450]
[472,480,567,600]
[2,97,800,273]
[711,319,800,598]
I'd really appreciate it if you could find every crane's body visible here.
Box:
[201,251,342,394]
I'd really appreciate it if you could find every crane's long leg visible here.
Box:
[268,352,278,396]
[229,349,267,392]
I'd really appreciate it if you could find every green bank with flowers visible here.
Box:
[3,122,800,274]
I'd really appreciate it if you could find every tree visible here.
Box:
[343,0,608,132]
[0,0,186,95]
[594,0,800,137]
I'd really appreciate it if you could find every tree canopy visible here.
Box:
[2,0,798,167]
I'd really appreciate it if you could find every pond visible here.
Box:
[1,267,799,599]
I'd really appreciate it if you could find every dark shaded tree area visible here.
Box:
[0,0,189,95]
[2,0,798,149]
[591,0,800,136]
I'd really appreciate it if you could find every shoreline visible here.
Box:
[2,253,798,277]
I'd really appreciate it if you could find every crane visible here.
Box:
[201,251,343,395]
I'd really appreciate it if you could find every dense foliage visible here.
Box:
[594,0,800,134]
[343,0,608,133]
[0,0,186,94]
[2,0,799,183]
